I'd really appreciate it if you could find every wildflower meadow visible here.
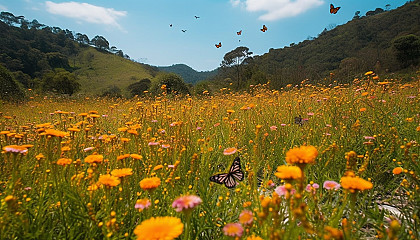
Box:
[0,73,419,239]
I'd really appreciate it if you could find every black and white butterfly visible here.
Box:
[209,157,244,188]
[294,115,304,126]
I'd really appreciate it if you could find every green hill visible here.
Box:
[70,48,157,95]
[157,64,218,84]
[210,0,420,89]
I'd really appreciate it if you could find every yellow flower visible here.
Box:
[98,174,121,187]
[340,174,373,192]
[111,168,133,178]
[285,145,318,165]
[130,154,143,160]
[275,165,302,180]
[85,154,103,164]
[140,177,161,190]
[153,165,163,171]
[364,71,374,76]
[2,145,28,154]
[133,216,183,240]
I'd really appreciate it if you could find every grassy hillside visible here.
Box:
[209,0,420,90]
[157,64,218,84]
[70,48,157,95]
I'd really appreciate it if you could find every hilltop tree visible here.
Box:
[91,35,109,50]
[75,33,90,45]
[221,46,253,89]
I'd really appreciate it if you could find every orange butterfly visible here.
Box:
[330,4,340,14]
[215,42,222,48]
[260,25,267,32]
[237,30,242,35]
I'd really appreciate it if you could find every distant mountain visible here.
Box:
[157,64,218,84]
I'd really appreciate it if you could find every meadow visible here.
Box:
[0,72,419,240]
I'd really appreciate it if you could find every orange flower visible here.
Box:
[285,145,318,165]
[84,154,103,164]
[340,173,373,192]
[44,129,69,138]
[223,147,237,155]
[140,177,161,190]
[98,174,121,187]
[117,154,130,160]
[392,167,403,175]
[130,154,143,160]
[111,168,133,178]
[57,158,72,166]
[133,216,183,240]
[274,165,302,180]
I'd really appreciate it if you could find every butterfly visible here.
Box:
[169,24,173,27]
[195,16,200,19]
[294,115,304,126]
[215,42,222,48]
[237,30,242,35]
[261,25,267,32]
[209,156,244,188]
[330,4,340,14]
[181,29,187,32]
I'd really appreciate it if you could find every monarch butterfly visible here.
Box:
[195,16,200,19]
[237,30,242,35]
[215,42,222,48]
[330,4,340,14]
[261,25,267,32]
[209,156,244,188]
[181,29,187,32]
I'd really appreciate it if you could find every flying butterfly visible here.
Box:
[237,30,242,35]
[209,156,244,188]
[261,25,267,32]
[330,4,340,14]
[181,29,187,32]
[215,42,222,48]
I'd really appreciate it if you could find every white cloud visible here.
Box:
[232,0,324,21]
[0,4,8,11]
[45,1,127,28]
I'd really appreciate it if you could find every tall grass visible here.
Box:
[0,74,418,239]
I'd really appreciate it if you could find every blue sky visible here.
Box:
[0,0,409,71]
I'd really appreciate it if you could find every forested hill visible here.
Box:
[157,64,218,84]
[0,12,158,97]
[211,0,420,90]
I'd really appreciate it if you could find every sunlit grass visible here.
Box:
[0,73,419,239]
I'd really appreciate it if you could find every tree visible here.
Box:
[353,11,361,19]
[220,46,253,89]
[75,33,90,45]
[41,69,80,95]
[0,12,19,26]
[0,64,25,101]
[91,35,109,50]
[101,85,122,98]
[152,73,189,95]
[393,34,420,68]
[127,78,151,97]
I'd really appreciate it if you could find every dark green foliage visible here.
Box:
[157,64,218,84]
[90,35,109,50]
[220,46,253,89]
[41,69,80,95]
[101,85,123,98]
[0,64,25,101]
[152,73,190,95]
[393,34,420,68]
[127,78,151,97]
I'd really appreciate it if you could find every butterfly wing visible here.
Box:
[224,175,238,188]
[229,157,244,181]
[210,173,229,185]
[237,30,242,35]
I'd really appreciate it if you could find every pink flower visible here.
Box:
[270,126,278,131]
[223,223,243,237]
[363,136,375,140]
[305,183,319,193]
[280,123,286,126]
[172,195,202,212]
[135,198,151,210]
[148,142,159,146]
[223,147,237,155]
[239,210,253,225]
[307,112,314,116]
[161,144,170,149]
[275,185,296,196]
[323,180,341,190]
[83,147,95,152]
